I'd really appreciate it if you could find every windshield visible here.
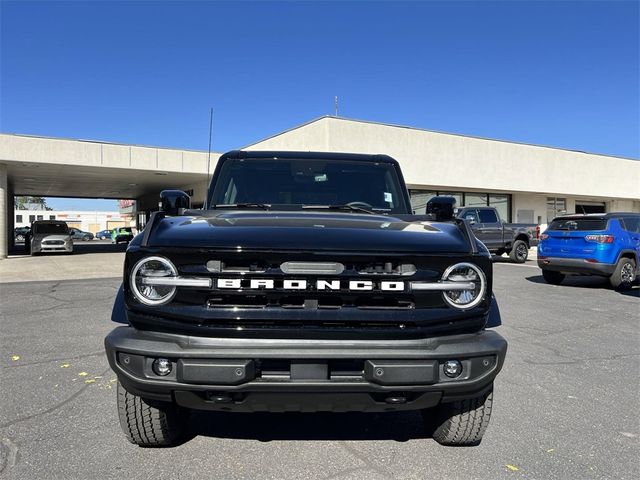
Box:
[33,223,69,235]
[548,218,607,231]
[209,158,409,213]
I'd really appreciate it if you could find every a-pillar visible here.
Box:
[0,163,7,259]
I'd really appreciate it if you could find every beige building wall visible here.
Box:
[246,117,640,212]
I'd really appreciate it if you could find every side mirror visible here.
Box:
[426,196,456,221]
[160,190,191,216]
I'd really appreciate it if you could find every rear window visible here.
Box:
[33,223,69,235]
[548,218,607,231]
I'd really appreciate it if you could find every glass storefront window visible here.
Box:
[489,195,509,222]
[409,190,436,214]
[464,193,487,208]
[437,192,463,208]
[547,197,567,223]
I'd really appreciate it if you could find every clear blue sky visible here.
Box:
[2,1,638,210]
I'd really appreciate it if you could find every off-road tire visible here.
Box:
[509,239,529,263]
[424,387,493,446]
[117,381,187,447]
[542,269,565,285]
[609,257,636,290]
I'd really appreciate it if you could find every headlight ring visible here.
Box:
[130,256,178,306]
[441,262,486,309]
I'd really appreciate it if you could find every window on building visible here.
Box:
[410,190,512,221]
[16,215,23,223]
[37,215,44,221]
[49,215,56,220]
[489,195,509,223]
[29,215,35,223]
[547,197,567,222]
[409,191,437,214]
[464,193,487,208]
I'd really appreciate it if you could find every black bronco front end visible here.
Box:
[105,151,507,447]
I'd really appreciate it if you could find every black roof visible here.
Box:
[224,150,400,165]
[552,212,639,221]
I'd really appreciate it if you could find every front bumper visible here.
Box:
[32,243,73,253]
[538,257,615,276]
[105,326,507,412]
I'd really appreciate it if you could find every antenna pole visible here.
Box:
[334,96,339,117]
[205,107,213,209]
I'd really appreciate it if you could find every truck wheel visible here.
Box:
[424,387,493,446]
[542,270,565,285]
[609,257,636,290]
[117,381,187,447]
[509,240,529,263]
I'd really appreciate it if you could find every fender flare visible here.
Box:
[111,284,128,324]
[486,294,502,328]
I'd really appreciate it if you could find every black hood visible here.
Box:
[145,211,472,254]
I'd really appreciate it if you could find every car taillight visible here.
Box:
[540,233,549,241]
[585,235,614,244]
[536,225,540,239]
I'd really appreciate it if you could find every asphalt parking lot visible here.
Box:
[0,258,638,479]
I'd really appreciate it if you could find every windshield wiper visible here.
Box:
[212,203,271,210]
[301,204,378,215]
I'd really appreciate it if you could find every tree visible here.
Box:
[14,196,53,210]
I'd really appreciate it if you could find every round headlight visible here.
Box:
[130,256,178,306]
[441,262,486,309]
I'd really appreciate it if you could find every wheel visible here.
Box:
[609,257,636,290]
[117,381,187,447]
[423,386,493,446]
[82,235,91,241]
[509,240,529,263]
[542,269,565,285]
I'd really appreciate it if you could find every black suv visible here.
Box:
[105,151,507,447]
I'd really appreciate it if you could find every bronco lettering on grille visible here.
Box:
[214,279,405,291]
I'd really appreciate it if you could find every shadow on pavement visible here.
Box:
[185,410,429,443]
[526,274,640,297]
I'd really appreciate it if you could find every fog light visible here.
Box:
[152,358,172,376]
[443,360,462,378]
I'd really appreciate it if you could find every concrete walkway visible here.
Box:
[0,244,125,283]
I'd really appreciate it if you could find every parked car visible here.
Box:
[538,213,640,289]
[27,220,73,255]
[105,150,507,448]
[111,227,134,244]
[14,226,31,243]
[95,229,112,240]
[69,228,94,241]
[455,206,538,263]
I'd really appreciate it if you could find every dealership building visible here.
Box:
[1,116,639,257]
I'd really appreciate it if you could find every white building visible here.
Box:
[1,116,639,257]
[14,209,132,233]
[244,117,640,226]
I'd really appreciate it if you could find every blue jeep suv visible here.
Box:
[538,213,640,289]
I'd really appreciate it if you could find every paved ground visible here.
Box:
[0,261,638,479]
[1,241,126,283]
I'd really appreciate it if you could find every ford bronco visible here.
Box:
[105,151,507,447]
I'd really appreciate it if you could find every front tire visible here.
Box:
[609,257,636,290]
[542,269,565,285]
[117,381,187,447]
[509,239,529,263]
[423,386,494,446]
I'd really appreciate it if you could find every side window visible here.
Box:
[478,209,498,224]
[462,209,479,223]
[621,216,640,233]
